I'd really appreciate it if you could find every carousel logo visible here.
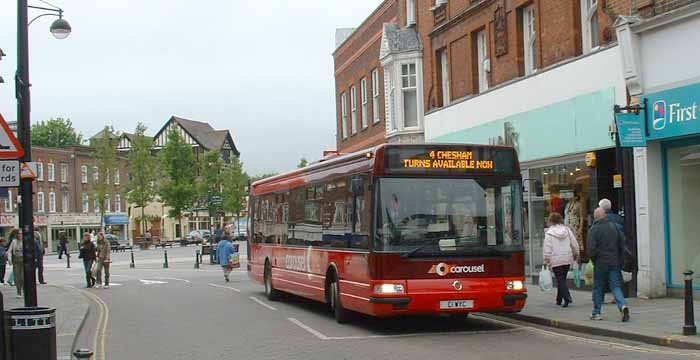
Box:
[428,263,485,276]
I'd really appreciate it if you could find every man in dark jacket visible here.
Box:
[34,231,46,284]
[587,207,630,322]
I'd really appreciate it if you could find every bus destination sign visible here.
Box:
[385,145,517,175]
[403,150,494,170]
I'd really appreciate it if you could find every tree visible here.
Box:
[125,123,158,237]
[297,157,308,168]
[91,126,117,231]
[250,173,277,183]
[199,150,225,233]
[32,117,83,148]
[222,155,247,230]
[158,128,197,239]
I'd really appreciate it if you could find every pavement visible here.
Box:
[496,284,700,350]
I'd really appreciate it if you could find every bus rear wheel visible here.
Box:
[264,261,280,301]
[329,276,351,324]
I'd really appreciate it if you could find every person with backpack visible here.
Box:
[587,207,630,322]
[7,229,24,298]
[543,213,580,307]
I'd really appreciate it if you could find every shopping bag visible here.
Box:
[621,271,633,283]
[228,253,240,269]
[538,266,553,292]
[572,264,582,288]
[584,261,595,286]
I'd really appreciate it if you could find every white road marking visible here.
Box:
[287,317,329,340]
[208,283,241,292]
[250,296,277,311]
[152,277,191,283]
[139,279,168,285]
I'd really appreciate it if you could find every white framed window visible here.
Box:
[350,86,358,134]
[94,198,99,214]
[81,165,88,184]
[47,163,55,182]
[341,93,348,139]
[105,195,111,212]
[581,0,599,53]
[62,192,69,213]
[83,194,89,213]
[114,169,120,185]
[477,29,490,92]
[360,78,368,129]
[60,163,68,183]
[407,0,416,26]
[372,69,381,123]
[106,169,110,184]
[49,192,56,213]
[37,192,45,213]
[439,49,450,106]
[522,5,537,75]
[401,62,418,128]
[387,67,397,131]
[93,166,99,181]
[115,194,121,212]
[4,190,12,212]
[37,162,44,181]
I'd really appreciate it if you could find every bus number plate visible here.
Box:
[440,300,474,309]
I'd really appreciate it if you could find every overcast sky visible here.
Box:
[0,0,380,175]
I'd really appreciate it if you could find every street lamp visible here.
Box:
[16,0,71,308]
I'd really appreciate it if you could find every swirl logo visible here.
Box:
[653,100,667,131]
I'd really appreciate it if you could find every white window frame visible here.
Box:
[81,165,88,184]
[106,169,110,185]
[93,166,99,181]
[83,193,89,213]
[37,162,44,181]
[350,86,358,134]
[49,192,56,213]
[439,50,450,106]
[47,163,55,182]
[407,0,416,26]
[386,67,397,131]
[522,5,537,75]
[477,29,490,92]
[38,192,45,213]
[115,194,121,213]
[400,62,419,129]
[94,198,99,214]
[360,78,368,129]
[341,93,348,139]
[114,169,120,185]
[581,0,599,53]
[372,69,381,123]
[60,163,68,183]
[106,195,111,213]
[4,190,12,212]
[62,192,69,213]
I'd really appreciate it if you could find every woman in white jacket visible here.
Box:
[543,212,580,307]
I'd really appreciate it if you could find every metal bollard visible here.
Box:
[163,250,169,269]
[683,270,697,336]
[66,254,71,269]
[73,348,94,359]
[130,249,135,269]
[194,250,200,269]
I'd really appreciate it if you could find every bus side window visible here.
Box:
[350,175,370,250]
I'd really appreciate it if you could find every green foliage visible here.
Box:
[158,128,197,228]
[91,126,117,230]
[297,157,308,168]
[249,172,277,183]
[32,118,83,148]
[222,155,247,215]
[125,123,158,234]
[199,150,225,215]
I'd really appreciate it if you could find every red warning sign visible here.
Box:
[0,114,24,159]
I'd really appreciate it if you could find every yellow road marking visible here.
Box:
[80,290,110,360]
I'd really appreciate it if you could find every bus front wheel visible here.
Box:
[264,261,280,301]
[329,276,351,324]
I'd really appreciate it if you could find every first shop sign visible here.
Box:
[647,83,700,141]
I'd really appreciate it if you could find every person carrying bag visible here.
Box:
[543,213,580,307]
[92,232,112,289]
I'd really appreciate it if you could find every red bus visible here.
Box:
[247,143,527,322]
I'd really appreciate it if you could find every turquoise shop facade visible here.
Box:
[425,46,628,280]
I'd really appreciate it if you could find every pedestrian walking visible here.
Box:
[598,198,625,232]
[79,232,97,288]
[587,207,630,322]
[58,231,69,259]
[543,213,580,307]
[93,232,111,289]
[0,238,7,285]
[217,231,236,282]
[34,231,47,284]
[8,229,24,298]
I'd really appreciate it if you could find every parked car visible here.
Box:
[106,234,121,247]
[186,230,211,244]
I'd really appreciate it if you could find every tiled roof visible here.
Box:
[379,23,422,60]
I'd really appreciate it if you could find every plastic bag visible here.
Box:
[584,261,595,286]
[621,271,633,283]
[572,264,582,288]
[539,267,553,291]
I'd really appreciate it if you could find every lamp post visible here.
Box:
[17,0,71,307]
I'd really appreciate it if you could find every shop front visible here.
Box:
[0,214,49,250]
[49,214,101,251]
[104,213,129,242]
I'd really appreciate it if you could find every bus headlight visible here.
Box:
[506,280,524,291]
[373,284,405,294]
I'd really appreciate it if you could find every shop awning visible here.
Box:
[104,214,129,225]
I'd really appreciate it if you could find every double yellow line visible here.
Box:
[80,290,110,360]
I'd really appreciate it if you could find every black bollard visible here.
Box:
[66,254,71,269]
[73,348,94,359]
[683,270,697,336]
[129,249,135,269]
[163,250,169,269]
[6,307,57,360]
[194,250,200,269]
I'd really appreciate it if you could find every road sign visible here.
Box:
[0,160,20,187]
[20,162,37,179]
[210,196,223,205]
[0,114,24,159]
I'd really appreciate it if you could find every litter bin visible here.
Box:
[5,307,57,360]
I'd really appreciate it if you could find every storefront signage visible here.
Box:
[49,214,100,226]
[104,213,129,225]
[615,112,647,147]
[646,83,700,141]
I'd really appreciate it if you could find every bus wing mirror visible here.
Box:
[350,177,364,195]
[534,180,544,197]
